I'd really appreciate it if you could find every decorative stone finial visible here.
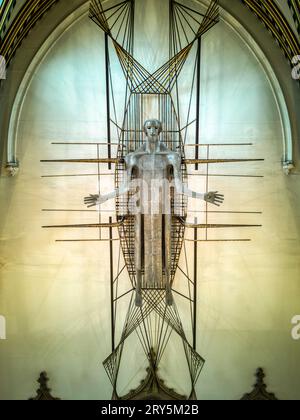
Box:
[241,368,278,400]
[29,372,60,400]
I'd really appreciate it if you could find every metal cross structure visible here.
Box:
[41,0,263,400]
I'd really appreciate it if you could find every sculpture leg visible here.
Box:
[144,214,163,288]
[135,213,143,307]
[144,214,152,287]
[164,214,173,306]
[151,215,162,288]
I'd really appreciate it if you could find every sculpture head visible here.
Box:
[144,120,162,139]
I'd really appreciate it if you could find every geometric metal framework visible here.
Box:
[42,0,264,400]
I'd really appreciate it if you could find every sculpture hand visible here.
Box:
[204,191,224,207]
[84,194,105,208]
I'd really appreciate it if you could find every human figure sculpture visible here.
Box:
[84,120,224,307]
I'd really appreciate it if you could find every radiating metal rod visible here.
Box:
[43,219,125,229]
[105,32,112,170]
[42,173,114,178]
[42,209,115,213]
[193,221,197,349]
[195,38,201,171]
[51,142,119,146]
[109,216,115,351]
[187,174,263,178]
[42,209,97,212]
[41,158,122,164]
[187,210,262,214]
[113,289,135,303]
[183,143,253,147]
[42,173,263,179]
[185,239,251,242]
[178,218,262,229]
[172,288,194,303]
[56,239,119,242]
[41,158,263,165]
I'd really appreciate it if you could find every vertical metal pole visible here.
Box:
[105,33,112,170]
[193,219,198,350]
[131,0,135,54]
[109,216,115,352]
[206,146,210,241]
[195,38,201,171]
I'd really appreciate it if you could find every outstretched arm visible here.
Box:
[84,184,130,208]
[172,157,224,207]
[84,164,132,208]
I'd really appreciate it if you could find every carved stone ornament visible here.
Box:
[282,160,295,175]
[115,366,186,401]
[241,368,278,400]
[29,372,61,400]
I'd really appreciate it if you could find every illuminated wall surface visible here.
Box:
[0,0,300,400]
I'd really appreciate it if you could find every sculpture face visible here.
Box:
[144,119,162,138]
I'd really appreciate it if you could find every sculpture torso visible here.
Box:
[126,142,179,173]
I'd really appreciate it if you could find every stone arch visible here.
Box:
[1,0,298,174]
